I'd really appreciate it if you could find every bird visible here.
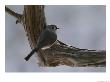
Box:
[24,25,59,61]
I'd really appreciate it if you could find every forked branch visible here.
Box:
[5,5,106,67]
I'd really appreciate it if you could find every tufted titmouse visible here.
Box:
[24,25,59,61]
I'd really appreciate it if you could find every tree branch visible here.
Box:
[5,5,106,67]
[5,6,22,19]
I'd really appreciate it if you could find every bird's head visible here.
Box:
[47,25,59,31]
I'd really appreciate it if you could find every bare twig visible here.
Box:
[5,6,22,19]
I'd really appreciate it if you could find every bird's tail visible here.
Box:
[24,47,38,61]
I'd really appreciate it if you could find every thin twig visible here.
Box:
[5,6,22,19]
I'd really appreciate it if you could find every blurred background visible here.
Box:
[5,5,106,72]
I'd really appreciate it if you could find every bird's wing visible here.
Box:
[36,29,57,49]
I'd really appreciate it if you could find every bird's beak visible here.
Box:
[57,27,59,29]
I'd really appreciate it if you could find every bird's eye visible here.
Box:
[52,27,54,29]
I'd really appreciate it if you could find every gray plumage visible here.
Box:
[24,25,59,61]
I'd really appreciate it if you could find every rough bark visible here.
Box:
[5,5,106,67]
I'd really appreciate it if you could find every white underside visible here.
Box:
[41,40,57,50]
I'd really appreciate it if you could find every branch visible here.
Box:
[5,5,106,67]
[45,41,106,66]
[5,6,23,24]
[5,6,22,19]
[23,5,48,66]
